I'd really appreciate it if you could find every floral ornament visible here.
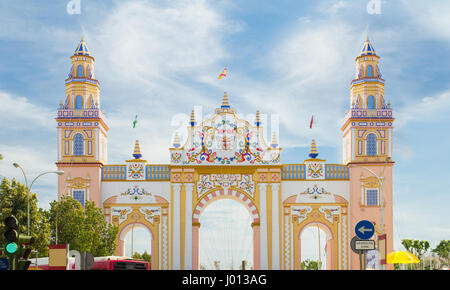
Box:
[121,185,152,201]
[307,163,324,179]
[300,184,330,200]
[171,152,182,163]
[128,163,145,179]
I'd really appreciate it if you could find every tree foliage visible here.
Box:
[48,196,118,257]
[0,177,49,257]
[432,240,450,267]
[301,259,321,270]
[132,251,152,268]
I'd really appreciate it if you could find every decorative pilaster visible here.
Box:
[184,183,194,270]
[258,183,268,269]
[172,183,182,269]
[270,183,280,269]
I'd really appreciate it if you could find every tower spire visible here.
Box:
[255,110,261,126]
[221,92,230,108]
[270,132,279,148]
[133,140,143,159]
[190,110,196,126]
[173,132,181,148]
[309,139,319,159]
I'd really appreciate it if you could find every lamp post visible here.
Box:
[349,156,391,269]
[13,163,64,236]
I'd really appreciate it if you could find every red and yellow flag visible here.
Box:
[218,68,227,79]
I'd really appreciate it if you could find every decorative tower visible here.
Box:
[56,37,108,207]
[342,36,394,269]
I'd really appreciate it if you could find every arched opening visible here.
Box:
[300,224,329,270]
[124,225,152,257]
[199,199,253,270]
[119,223,154,268]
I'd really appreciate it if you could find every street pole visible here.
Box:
[13,163,64,236]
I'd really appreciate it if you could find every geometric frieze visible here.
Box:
[197,174,255,198]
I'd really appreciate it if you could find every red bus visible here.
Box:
[28,256,150,270]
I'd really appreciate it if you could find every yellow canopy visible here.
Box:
[387,251,420,264]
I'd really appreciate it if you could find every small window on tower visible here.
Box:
[367,95,375,109]
[366,189,379,206]
[366,133,377,156]
[73,189,85,206]
[73,133,84,156]
[75,95,83,109]
[77,65,84,77]
[367,65,373,77]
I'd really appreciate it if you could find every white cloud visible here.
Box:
[402,0,450,42]
[395,90,450,130]
[0,91,53,131]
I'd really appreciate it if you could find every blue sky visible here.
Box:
[1,0,450,263]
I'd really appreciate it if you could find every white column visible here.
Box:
[259,183,268,270]
[184,183,194,270]
[271,183,280,269]
[172,183,182,270]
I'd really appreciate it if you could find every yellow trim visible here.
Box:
[180,184,186,269]
[267,184,272,269]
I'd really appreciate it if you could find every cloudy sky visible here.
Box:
[1,0,450,266]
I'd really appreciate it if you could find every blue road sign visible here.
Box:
[355,220,375,240]
[0,258,9,270]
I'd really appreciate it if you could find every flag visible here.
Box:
[309,115,314,129]
[133,114,138,128]
[218,68,227,79]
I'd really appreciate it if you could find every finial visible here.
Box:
[133,140,142,159]
[270,132,278,148]
[221,92,230,108]
[255,110,261,126]
[309,139,319,159]
[173,132,181,148]
[190,110,196,126]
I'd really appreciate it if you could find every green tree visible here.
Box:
[48,196,118,256]
[432,240,450,268]
[301,259,321,270]
[401,239,430,269]
[132,251,152,269]
[0,177,49,257]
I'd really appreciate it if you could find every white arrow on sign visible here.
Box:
[358,226,373,235]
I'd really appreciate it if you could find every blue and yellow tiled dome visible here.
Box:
[74,37,91,56]
[359,36,376,57]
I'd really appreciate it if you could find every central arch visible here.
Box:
[192,188,260,270]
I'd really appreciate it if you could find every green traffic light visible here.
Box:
[5,242,18,254]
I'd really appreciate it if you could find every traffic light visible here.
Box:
[3,215,35,270]
[3,216,19,270]
[17,234,34,270]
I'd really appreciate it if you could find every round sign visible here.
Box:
[355,220,375,240]
[0,258,9,270]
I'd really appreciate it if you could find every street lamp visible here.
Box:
[12,163,64,236]
[349,156,391,269]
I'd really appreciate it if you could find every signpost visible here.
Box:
[351,220,377,270]
[355,220,375,240]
